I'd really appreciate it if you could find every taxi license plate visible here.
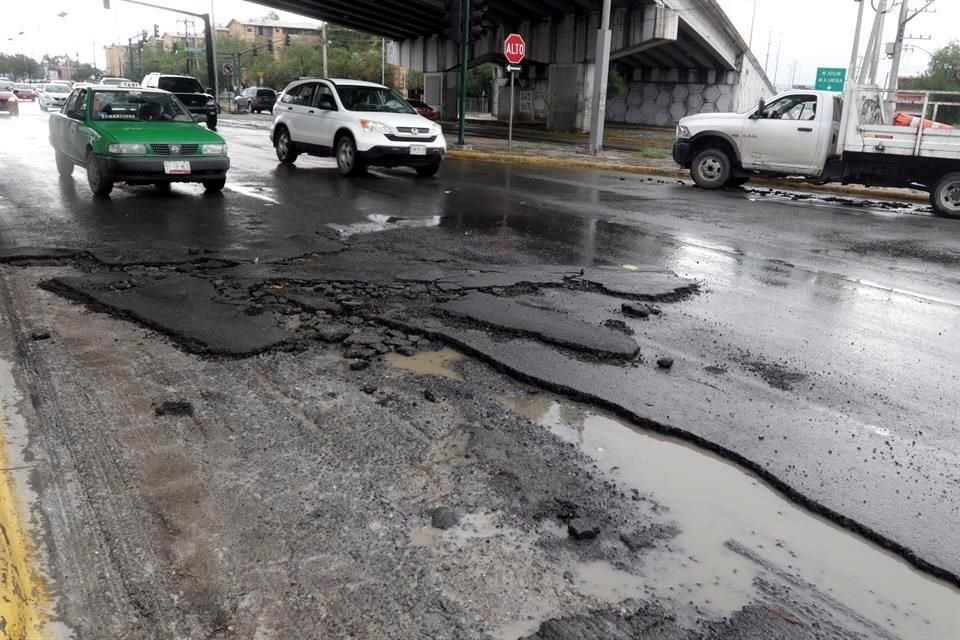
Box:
[164,161,191,175]
[409,145,427,156]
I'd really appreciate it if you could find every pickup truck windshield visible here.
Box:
[336,86,416,114]
[157,77,204,94]
[90,90,193,122]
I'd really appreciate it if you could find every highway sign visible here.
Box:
[222,62,233,76]
[815,67,846,92]
[504,33,526,65]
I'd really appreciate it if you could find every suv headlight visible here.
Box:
[205,98,215,106]
[360,120,391,134]
[677,124,691,139]
[108,143,146,154]
[201,143,227,155]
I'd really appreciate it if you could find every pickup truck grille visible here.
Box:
[150,144,199,156]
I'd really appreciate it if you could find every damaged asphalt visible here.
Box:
[1,110,958,637]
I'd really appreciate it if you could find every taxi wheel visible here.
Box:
[55,151,73,177]
[86,155,114,197]
[203,178,226,192]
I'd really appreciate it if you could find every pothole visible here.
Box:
[385,347,465,381]
[501,393,960,639]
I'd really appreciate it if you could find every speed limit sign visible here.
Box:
[222,62,234,76]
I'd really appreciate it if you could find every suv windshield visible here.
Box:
[91,90,193,122]
[44,84,70,94]
[158,77,204,94]
[336,85,415,114]
[257,89,276,97]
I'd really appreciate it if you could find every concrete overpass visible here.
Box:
[255,0,775,131]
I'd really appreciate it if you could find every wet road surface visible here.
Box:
[1,102,959,637]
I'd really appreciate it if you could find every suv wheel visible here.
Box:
[275,127,299,165]
[336,135,366,176]
[247,100,253,113]
[415,161,441,178]
[207,114,217,131]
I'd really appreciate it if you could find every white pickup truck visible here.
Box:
[673,86,960,217]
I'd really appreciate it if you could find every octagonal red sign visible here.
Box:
[504,33,526,65]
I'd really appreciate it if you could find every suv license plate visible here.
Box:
[164,161,191,175]
[409,145,427,156]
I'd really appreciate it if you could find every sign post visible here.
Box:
[815,67,847,92]
[504,33,526,153]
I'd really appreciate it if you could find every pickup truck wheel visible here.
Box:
[336,135,366,177]
[86,155,114,197]
[691,148,732,190]
[55,151,73,177]
[931,172,960,218]
[275,127,299,164]
[207,114,218,131]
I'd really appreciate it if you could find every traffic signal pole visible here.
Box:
[588,0,612,154]
[457,0,470,147]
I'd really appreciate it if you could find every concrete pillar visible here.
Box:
[442,71,460,121]
[547,63,594,132]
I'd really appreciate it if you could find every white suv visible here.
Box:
[270,79,446,177]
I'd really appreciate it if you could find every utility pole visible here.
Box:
[587,0,612,154]
[772,36,782,88]
[748,0,758,49]
[848,0,867,81]
[764,29,773,74]
[381,38,385,85]
[456,0,470,147]
[859,0,888,85]
[322,23,328,77]
[886,0,911,97]
[789,61,799,89]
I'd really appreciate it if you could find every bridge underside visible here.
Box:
[255,0,774,131]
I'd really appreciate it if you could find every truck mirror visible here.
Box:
[757,98,767,117]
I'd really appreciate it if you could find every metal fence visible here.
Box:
[465,97,490,114]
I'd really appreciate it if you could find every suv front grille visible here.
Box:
[386,135,437,142]
[150,144,199,155]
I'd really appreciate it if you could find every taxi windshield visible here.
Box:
[91,90,193,122]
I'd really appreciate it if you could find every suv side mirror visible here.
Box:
[318,94,336,110]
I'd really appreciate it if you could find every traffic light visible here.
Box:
[469,1,492,41]
[141,29,148,41]
[153,24,159,39]
[284,33,291,47]
[444,0,463,44]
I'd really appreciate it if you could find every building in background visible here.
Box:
[225,18,322,58]
[104,44,129,77]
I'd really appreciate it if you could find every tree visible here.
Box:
[466,64,493,98]
[0,53,41,81]
[72,63,102,82]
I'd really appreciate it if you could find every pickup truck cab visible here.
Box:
[49,86,230,196]
[674,87,960,218]
[141,73,217,130]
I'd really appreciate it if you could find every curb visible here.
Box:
[447,149,931,205]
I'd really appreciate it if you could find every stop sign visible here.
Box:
[504,33,526,65]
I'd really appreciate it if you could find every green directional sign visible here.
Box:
[815,67,847,92]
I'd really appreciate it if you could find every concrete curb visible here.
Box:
[447,150,931,205]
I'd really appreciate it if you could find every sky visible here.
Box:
[1,0,956,86]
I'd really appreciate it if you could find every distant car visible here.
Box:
[13,84,36,101]
[39,83,71,111]
[271,78,446,177]
[407,98,438,121]
[0,85,19,117]
[141,73,217,130]
[234,87,276,114]
[48,86,230,196]
[99,77,138,87]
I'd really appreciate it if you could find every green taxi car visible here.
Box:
[49,86,230,196]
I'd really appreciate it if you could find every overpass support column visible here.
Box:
[547,63,595,133]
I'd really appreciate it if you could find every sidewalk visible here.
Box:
[448,134,931,206]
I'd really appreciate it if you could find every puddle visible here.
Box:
[385,347,465,381]
[501,394,960,639]
[328,214,442,237]
[412,512,514,549]
[225,182,280,204]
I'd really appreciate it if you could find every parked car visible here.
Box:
[0,84,19,117]
[13,84,36,101]
[39,83,71,111]
[234,87,277,114]
[141,73,217,130]
[99,77,139,87]
[406,98,438,121]
[270,78,446,177]
[48,86,230,196]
